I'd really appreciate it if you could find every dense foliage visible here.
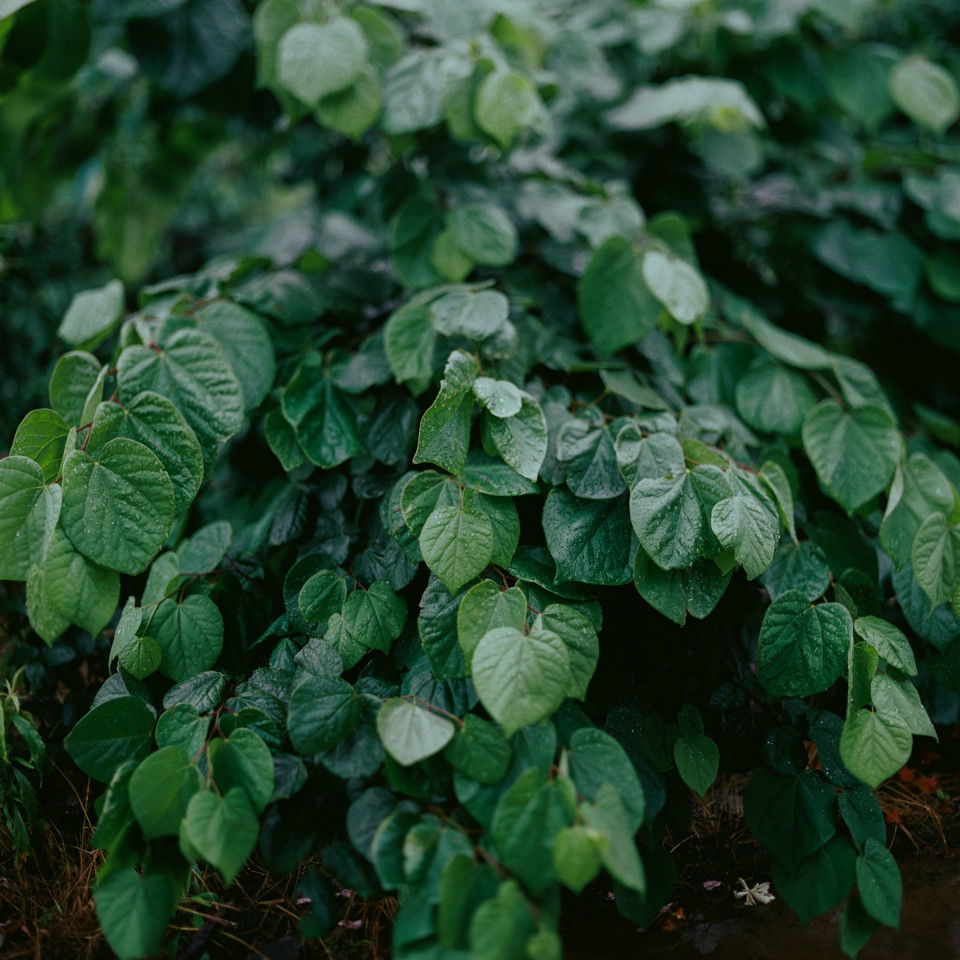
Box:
[3,0,960,957]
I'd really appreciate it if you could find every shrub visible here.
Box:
[2,1,960,958]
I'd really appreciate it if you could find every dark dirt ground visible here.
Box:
[2,743,958,960]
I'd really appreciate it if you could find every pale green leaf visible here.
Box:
[185,787,259,885]
[889,55,960,135]
[276,18,369,105]
[802,401,900,512]
[641,249,709,325]
[471,625,570,736]
[377,697,456,766]
[58,279,125,351]
[419,504,494,593]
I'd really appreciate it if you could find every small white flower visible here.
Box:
[734,877,775,906]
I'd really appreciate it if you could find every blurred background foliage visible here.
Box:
[3,0,960,443]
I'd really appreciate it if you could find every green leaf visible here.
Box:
[282,355,364,468]
[760,540,830,603]
[11,409,70,483]
[0,456,60,581]
[400,470,449,536]
[61,437,176,575]
[580,783,645,893]
[431,290,509,340]
[841,895,881,959]
[437,855,501,950]
[64,696,155,783]
[58,279,124,351]
[554,824,607,894]
[743,768,837,869]
[185,786,259,886]
[193,300,277,410]
[734,300,832,369]
[417,574,469,679]
[377,698,456,766]
[457,580,527,667]
[853,617,916,675]
[341,580,406,653]
[323,613,368,671]
[414,350,479,474]
[473,377,524,419]
[757,591,852,697]
[557,414,627,500]
[118,635,162,681]
[641,249,709,325]
[298,569,348,627]
[382,49,446,135]
[486,394,548,482]
[264,408,308,472]
[633,546,730,625]
[129,746,201,839]
[143,551,180,606]
[802,401,900,512]
[871,671,936,738]
[674,732,719,797]
[156,703,209,757]
[578,237,660,355]
[149,595,224,682]
[447,204,517,267]
[605,76,764,131]
[772,835,857,925]
[419,504,494,594]
[95,867,174,960]
[838,784,885,852]
[911,512,960,606]
[209,727,275,813]
[49,351,102,426]
[288,674,360,754]
[178,520,232,575]
[630,465,730,570]
[443,714,512,784]
[474,71,541,150]
[735,360,816,435]
[457,451,540,497]
[711,474,779,580]
[384,301,437,386]
[830,356,893,415]
[856,838,901,929]
[823,44,898,130]
[543,488,634,585]
[314,66,383,139]
[471,625,570,737]
[536,605,599,700]
[276,18,369,106]
[568,727,645,830]
[492,769,572,895]
[469,879,537,959]
[163,671,226,713]
[464,489,519,568]
[839,709,912,789]
[848,642,878,714]
[889,55,960,135]
[758,460,797,543]
[117,329,245,464]
[880,454,955,570]
[813,222,923,303]
[87,392,203,515]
